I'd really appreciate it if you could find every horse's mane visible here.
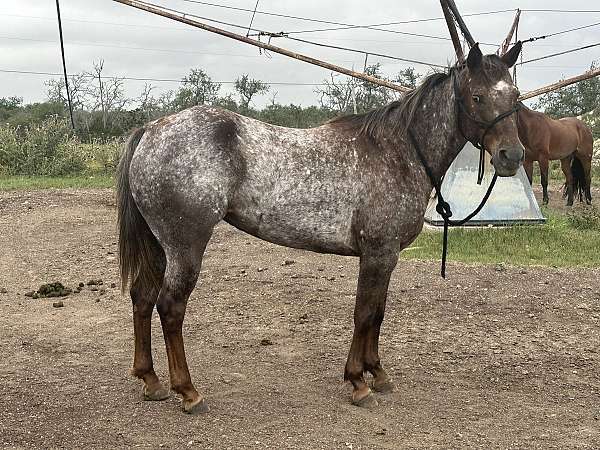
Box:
[327,69,451,142]
[327,54,510,142]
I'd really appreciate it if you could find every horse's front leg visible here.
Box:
[344,252,398,408]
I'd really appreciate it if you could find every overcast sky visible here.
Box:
[1,0,599,108]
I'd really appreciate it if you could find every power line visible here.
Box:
[519,42,600,65]
[0,68,339,86]
[520,9,600,13]
[135,2,445,68]
[286,36,446,68]
[179,0,515,27]
[522,21,600,44]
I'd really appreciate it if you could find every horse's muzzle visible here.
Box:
[492,145,524,177]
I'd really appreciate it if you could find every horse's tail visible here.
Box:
[117,127,164,294]
[571,155,586,203]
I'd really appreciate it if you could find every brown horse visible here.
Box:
[517,104,593,205]
[117,44,523,414]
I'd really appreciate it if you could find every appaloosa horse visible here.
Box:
[517,104,593,205]
[117,43,523,414]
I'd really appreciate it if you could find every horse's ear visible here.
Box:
[467,43,483,71]
[501,41,522,68]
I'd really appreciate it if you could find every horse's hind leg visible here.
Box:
[130,262,169,401]
[560,157,574,206]
[157,236,212,414]
[345,252,398,408]
[539,157,550,205]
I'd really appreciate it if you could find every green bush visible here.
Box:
[0,117,86,176]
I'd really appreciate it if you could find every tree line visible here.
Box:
[0,59,598,142]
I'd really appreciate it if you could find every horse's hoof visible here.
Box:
[372,378,395,394]
[352,391,379,409]
[183,397,210,415]
[143,386,170,401]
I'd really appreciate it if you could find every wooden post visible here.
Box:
[444,0,476,48]
[499,9,520,56]
[112,0,411,93]
[519,68,600,100]
[440,0,464,63]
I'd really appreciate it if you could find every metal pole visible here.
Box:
[55,0,75,130]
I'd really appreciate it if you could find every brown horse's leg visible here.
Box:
[130,276,170,401]
[560,157,574,206]
[523,159,534,185]
[539,157,550,205]
[345,253,397,408]
[579,154,593,204]
[157,240,209,414]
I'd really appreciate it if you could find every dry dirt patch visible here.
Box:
[0,188,599,449]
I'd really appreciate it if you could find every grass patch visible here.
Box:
[0,174,114,190]
[403,208,600,267]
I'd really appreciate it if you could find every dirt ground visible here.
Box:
[0,187,599,449]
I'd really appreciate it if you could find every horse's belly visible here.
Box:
[224,201,358,256]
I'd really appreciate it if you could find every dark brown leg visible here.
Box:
[130,257,169,401]
[344,253,398,407]
[539,157,550,205]
[157,242,208,414]
[560,157,574,206]
[523,159,534,185]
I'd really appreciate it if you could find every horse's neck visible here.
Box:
[409,76,466,183]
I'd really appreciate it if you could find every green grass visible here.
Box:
[0,174,114,190]
[403,208,600,267]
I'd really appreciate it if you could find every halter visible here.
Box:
[453,74,522,184]
[409,69,521,278]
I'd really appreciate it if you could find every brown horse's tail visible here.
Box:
[571,155,586,203]
[117,128,164,294]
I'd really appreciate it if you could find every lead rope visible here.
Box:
[408,129,498,278]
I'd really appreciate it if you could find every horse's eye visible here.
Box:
[472,95,482,103]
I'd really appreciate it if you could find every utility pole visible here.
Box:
[55,0,75,130]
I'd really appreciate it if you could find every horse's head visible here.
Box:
[456,43,523,177]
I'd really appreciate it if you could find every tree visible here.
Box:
[173,69,220,110]
[533,61,599,118]
[316,64,419,115]
[394,67,420,90]
[0,97,23,122]
[46,73,88,112]
[234,74,269,109]
[84,60,128,130]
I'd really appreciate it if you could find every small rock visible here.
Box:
[257,267,266,272]
[24,291,35,298]
[495,263,506,272]
[87,280,98,286]
[260,338,274,346]
[442,349,453,354]
[282,260,295,266]
[519,269,527,274]
[326,276,335,281]
[110,282,117,288]
[0,288,7,294]
[52,301,64,308]
[99,288,106,295]
[299,313,309,324]
[375,428,387,436]
[78,282,85,288]
[221,373,246,384]
[290,274,299,279]
[95,298,101,303]
[91,286,99,292]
